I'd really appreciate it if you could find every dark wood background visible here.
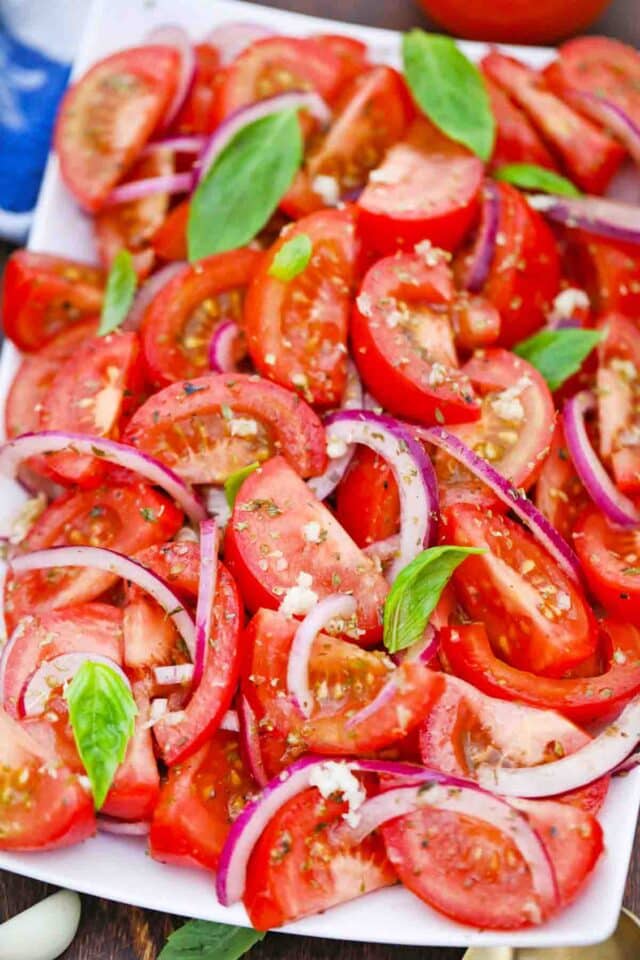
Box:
[1,0,639,956]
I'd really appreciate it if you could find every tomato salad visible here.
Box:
[2,23,640,935]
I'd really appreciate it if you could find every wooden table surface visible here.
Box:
[1,0,640,956]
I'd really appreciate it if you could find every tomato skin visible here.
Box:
[0,710,95,851]
[151,199,189,261]
[170,43,221,135]
[535,422,588,543]
[55,46,181,212]
[357,118,484,255]
[350,252,481,426]
[123,373,326,485]
[573,506,640,623]
[150,730,256,871]
[565,234,640,318]
[482,74,557,172]
[1,251,104,352]
[140,248,262,387]
[440,621,640,725]
[336,446,400,547]
[245,208,358,409]
[225,457,388,646]
[442,503,597,677]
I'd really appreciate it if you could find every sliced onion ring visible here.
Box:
[322,412,438,581]
[193,518,219,689]
[461,180,500,293]
[563,391,640,528]
[414,425,583,583]
[209,320,243,373]
[306,362,364,502]
[287,594,357,717]
[146,24,196,129]
[395,625,438,665]
[142,135,206,157]
[106,172,193,207]
[205,21,275,65]
[528,192,640,246]
[20,652,129,718]
[10,546,197,660]
[97,817,150,837]
[124,261,186,331]
[0,431,206,536]
[238,695,268,788]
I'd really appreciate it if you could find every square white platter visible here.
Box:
[1,0,639,948]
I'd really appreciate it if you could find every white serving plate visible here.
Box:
[1,0,639,948]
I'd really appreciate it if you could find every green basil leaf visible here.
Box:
[494,163,581,198]
[383,545,486,654]
[188,110,303,261]
[225,461,260,508]
[268,233,312,282]
[402,31,495,161]
[65,660,137,809]
[98,249,137,336]
[514,327,603,392]
[158,920,265,960]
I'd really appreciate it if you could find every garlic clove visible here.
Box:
[0,889,81,960]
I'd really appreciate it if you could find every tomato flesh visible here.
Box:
[336,446,400,547]
[596,313,640,493]
[574,506,640,623]
[482,73,557,172]
[545,36,640,125]
[170,43,221,135]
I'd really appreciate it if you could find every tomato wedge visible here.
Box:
[574,506,640,623]
[535,422,588,542]
[336,446,400,547]
[140,249,262,387]
[1,251,104,352]
[565,234,640,318]
[150,730,256,871]
[4,484,182,633]
[545,36,640,125]
[129,540,200,603]
[440,621,640,724]
[314,34,369,93]
[357,118,484,255]
[482,52,624,194]
[596,313,640,494]
[170,43,221,135]
[382,794,602,930]
[0,709,95,851]
[55,45,181,212]
[442,503,597,676]
[482,73,557,172]
[123,373,326,484]
[225,457,389,645]
[244,209,358,408]
[351,251,480,425]
[151,199,190,262]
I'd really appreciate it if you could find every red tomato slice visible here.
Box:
[455,181,561,347]
[357,118,484,255]
[225,457,388,645]
[440,621,640,724]
[382,794,602,930]
[574,506,640,623]
[545,36,640,124]
[4,484,183,633]
[94,148,173,280]
[482,73,557,172]
[244,209,358,408]
[54,46,181,212]
[130,540,200,603]
[245,786,396,930]
[442,502,597,676]
[350,251,480,425]
[535,422,588,542]
[313,34,370,92]
[420,672,609,814]
[0,709,95,851]
[123,373,326,484]
[336,446,400,547]
[565,234,640,318]
[154,564,242,765]
[482,52,624,194]
[170,43,221,135]
[1,251,104,352]
[122,594,190,697]
[140,249,262,387]
[151,199,190,262]
[150,729,256,871]
[596,313,640,493]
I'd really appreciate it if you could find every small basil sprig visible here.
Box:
[268,233,312,282]
[514,327,602,392]
[188,110,303,261]
[65,660,137,808]
[158,920,265,960]
[494,163,581,198]
[402,30,495,161]
[383,545,485,654]
[225,461,260,508]
[97,249,137,336]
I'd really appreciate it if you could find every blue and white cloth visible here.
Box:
[0,0,88,241]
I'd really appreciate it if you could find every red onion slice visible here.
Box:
[20,652,129,718]
[322,412,438,581]
[106,172,193,207]
[395,625,438,665]
[10,546,196,660]
[193,518,219,689]
[477,694,640,798]
[0,431,206,536]
[124,261,186,331]
[238,695,268,788]
[209,320,242,373]
[193,91,331,188]
[205,21,275,65]
[153,663,194,686]
[306,362,364,502]
[97,817,151,837]
[528,193,640,246]
[415,425,583,583]
[142,136,206,157]
[146,25,196,129]
[563,391,640,528]
[287,594,357,717]
[606,160,640,206]
[461,180,500,293]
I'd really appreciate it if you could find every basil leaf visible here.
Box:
[384,546,486,654]
[514,328,602,392]
[494,163,581,198]
[268,233,312,282]
[188,110,303,261]
[98,249,137,336]
[65,660,137,809]
[402,31,495,161]
[158,920,265,960]
[225,461,260,508]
